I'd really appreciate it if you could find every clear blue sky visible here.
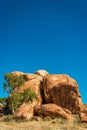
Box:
[0,0,87,103]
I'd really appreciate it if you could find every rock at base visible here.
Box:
[14,100,38,120]
[80,104,87,123]
[39,104,72,120]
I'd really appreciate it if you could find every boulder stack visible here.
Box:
[11,70,82,120]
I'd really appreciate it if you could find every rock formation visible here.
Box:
[10,70,82,120]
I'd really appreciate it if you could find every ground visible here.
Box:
[0,115,87,130]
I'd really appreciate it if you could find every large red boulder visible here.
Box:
[43,74,82,113]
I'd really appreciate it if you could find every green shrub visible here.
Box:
[8,92,22,112]
[3,73,25,94]
[22,88,37,103]
[8,88,37,112]
[0,97,7,106]
[4,115,15,122]
[3,73,37,113]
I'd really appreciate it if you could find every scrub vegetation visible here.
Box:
[0,115,87,130]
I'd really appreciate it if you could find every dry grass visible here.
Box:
[0,115,87,130]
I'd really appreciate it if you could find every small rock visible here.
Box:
[35,70,48,77]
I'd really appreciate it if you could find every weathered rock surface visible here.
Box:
[35,70,48,77]
[23,73,43,82]
[14,101,38,120]
[80,104,87,123]
[14,79,42,116]
[12,71,24,76]
[0,103,3,110]
[39,104,72,119]
[43,74,82,113]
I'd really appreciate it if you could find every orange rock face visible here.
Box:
[43,74,82,113]
[12,71,44,107]
[34,70,48,77]
[80,104,87,123]
[14,101,37,120]
[16,79,42,111]
[23,74,43,82]
[0,103,3,110]
[39,104,72,119]
[12,71,24,76]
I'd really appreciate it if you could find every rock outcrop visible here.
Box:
[43,74,82,114]
[10,70,83,120]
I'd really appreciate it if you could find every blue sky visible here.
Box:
[0,0,87,103]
